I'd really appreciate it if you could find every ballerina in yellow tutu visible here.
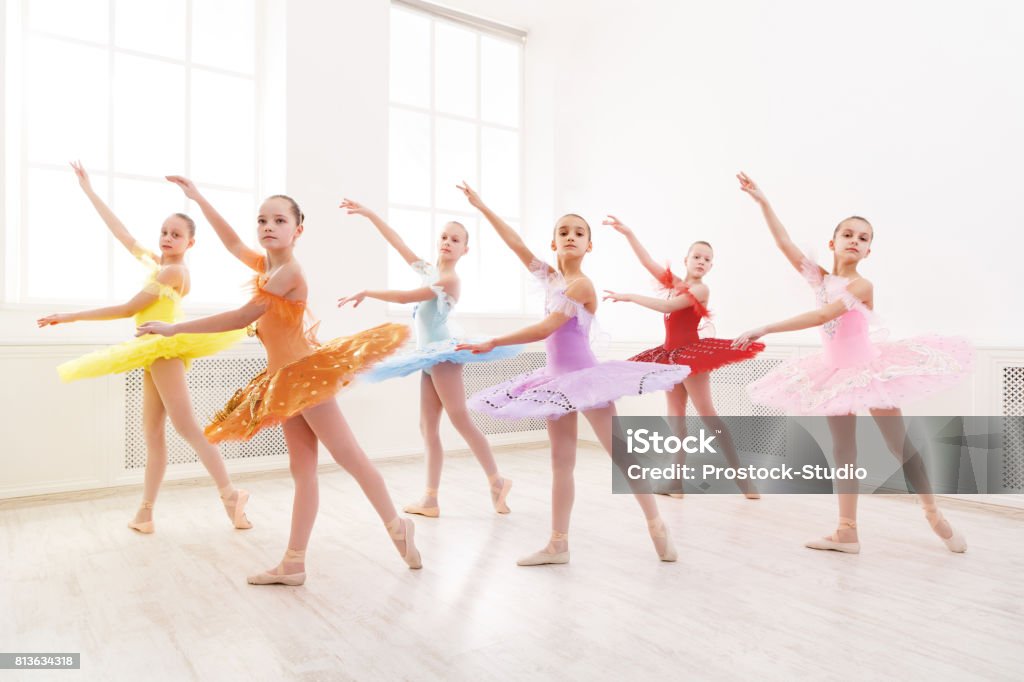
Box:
[139,177,421,585]
[38,162,252,535]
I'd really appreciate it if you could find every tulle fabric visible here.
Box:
[468,359,690,420]
[747,335,973,415]
[206,321,410,442]
[628,266,764,374]
[364,259,523,381]
[205,258,410,441]
[629,338,764,374]
[365,340,522,382]
[746,258,972,415]
[468,259,689,420]
[57,250,244,381]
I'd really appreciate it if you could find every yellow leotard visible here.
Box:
[57,248,245,382]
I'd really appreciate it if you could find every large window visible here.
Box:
[388,1,525,313]
[3,0,260,306]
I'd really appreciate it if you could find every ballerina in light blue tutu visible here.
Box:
[338,198,517,518]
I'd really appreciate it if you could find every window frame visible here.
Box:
[387,0,528,317]
[1,0,266,311]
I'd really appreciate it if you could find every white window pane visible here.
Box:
[191,70,255,188]
[480,127,519,218]
[434,22,476,118]
[25,168,108,300]
[389,7,430,108]
[385,208,433,293]
[480,36,520,127]
[474,218,521,313]
[114,55,186,177]
[114,0,185,60]
[388,108,431,207]
[110,178,187,296]
[26,36,108,168]
[186,189,255,306]
[435,118,476,211]
[192,0,255,74]
[28,0,108,43]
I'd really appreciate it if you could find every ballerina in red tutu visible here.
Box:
[602,215,763,498]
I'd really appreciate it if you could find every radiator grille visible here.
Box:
[1001,366,1024,491]
[124,357,288,470]
[690,357,788,457]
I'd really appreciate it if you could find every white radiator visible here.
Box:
[1002,367,1024,491]
[123,357,288,470]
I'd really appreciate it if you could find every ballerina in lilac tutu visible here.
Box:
[454,182,689,566]
[337,199,516,517]
[732,172,971,554]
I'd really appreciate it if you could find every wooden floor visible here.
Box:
[2,443,1022,681]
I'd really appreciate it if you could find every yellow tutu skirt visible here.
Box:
[206,323,409,442]
[58,329,247,382]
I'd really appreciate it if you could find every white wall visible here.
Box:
[537,0,1024,349]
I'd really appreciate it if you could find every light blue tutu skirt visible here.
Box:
[363,339,524,382]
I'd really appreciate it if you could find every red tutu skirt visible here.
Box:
[628,338,764,375]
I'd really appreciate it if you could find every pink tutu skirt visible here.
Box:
[469,360,689,420]
[747,335,972,416]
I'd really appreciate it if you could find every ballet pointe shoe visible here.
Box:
[220,486,253,530]
[489,473,513,514]
[247,548,306,586]
[805,517,861,554]
[387,517,423,569]
[517,531,570,566]
[922,504,967,553]
[403,488,440,518]
[127,501,155,534]
[647,517,678,562]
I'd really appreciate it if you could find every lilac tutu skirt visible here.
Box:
[469,359,689,420]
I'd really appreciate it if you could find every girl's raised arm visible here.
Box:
[457,181,539,272]
[601,215,671,283]
[70,161,142,257]
[340,198,422,265]
[166,175,262,269]
[732,278,873,349]
[737,172,814,276]
[602,286,704,315]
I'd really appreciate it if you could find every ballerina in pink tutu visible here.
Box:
[601,215,764,498]
[454,182,689,566]
[733,172,971,554]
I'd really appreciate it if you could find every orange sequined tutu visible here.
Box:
[204,267,409,442]
[206,322,408,442]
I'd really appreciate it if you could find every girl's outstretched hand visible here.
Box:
[455,339,496,354]
[37,313,70,327]
[137,321,176,337]
[456,181,485,210]
[337,291,367,308]
[736,172,767,203]
[602,290,633,303]
[732,326,767,350]
[601,215,632,235]
[70,161,92,192]
[166,175,201,200]
[339,198,374,218]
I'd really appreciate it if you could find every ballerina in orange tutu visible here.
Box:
[39,162,251,534]
[140,176,421,584]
